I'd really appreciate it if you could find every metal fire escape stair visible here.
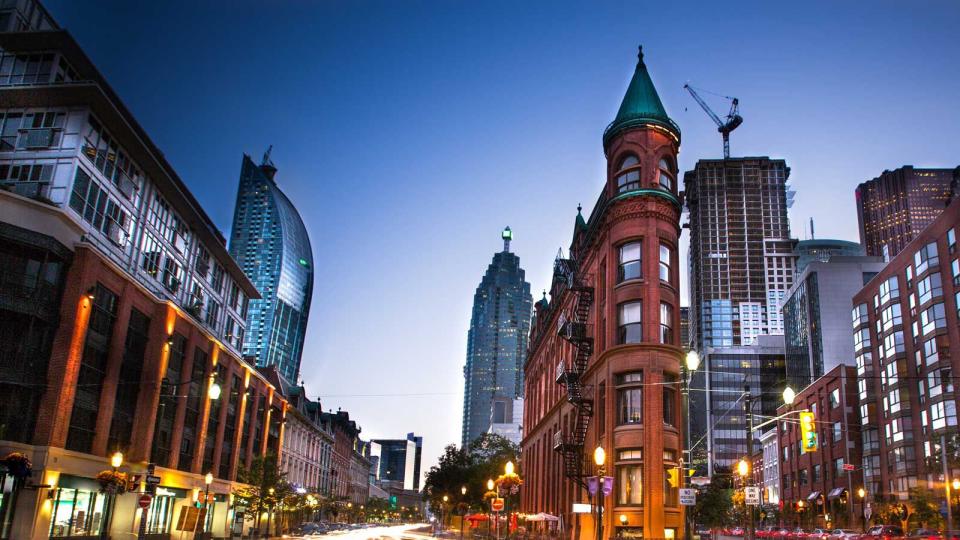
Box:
[552,257,595,488]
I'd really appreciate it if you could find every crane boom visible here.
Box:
[683,84,743,158]
[683,84,723,127]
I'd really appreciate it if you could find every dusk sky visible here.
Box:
[46,0,959,477]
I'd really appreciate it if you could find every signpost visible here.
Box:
[680,488,697,506]
[136,463,157,540]
[491,498,504,512]
[745,486,761,506]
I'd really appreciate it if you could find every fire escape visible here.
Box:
[552,256,595,487]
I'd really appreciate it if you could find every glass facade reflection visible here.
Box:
[229,152,314,383]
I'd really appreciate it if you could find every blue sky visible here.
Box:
[46,0,960,474]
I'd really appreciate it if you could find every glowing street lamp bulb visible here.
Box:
[857,488,865,498]
[461,486,467,495]
[953,479,960,491]
[505,461,515,475]
[782,386,796,406]
[737,458,749,477]
[685,350,701,372]
[442,495,448,503]
[487,479,495,490]
[110,451,123,469]
[205,472,213,485]
[594,446,606,467]
[619,514,628,525]
[208,381,222,400]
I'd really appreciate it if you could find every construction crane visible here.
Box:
[683,84,743,158]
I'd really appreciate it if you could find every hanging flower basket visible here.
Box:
[96,470,128,494]
[2,452,32,480]
[496,474,523,491]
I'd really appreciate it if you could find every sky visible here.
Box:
[45,0,960,478]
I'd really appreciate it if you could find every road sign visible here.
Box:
[572,503,592,514]
[680,488,697,506]
[864,503,873,521]
[138,494,152,509]
[843,464,856,471]
[145,474,161,485]
[491,498,504,512]
[745,486,761,505]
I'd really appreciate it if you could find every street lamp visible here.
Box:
[460,486,467,540]
[683,351,700,540]
[208,380,222,400]
[737,458,750,479]
[594,446,606,540]
[100,452,124,540]
[782,386,796,406]
[505,461,515,476]
[203,472,213,534]
[110,451,123,470]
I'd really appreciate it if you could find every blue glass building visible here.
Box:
[229,150,314,383]
[461,228,532,446]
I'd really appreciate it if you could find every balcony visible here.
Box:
[0,181,52,203]
[20,128,55,149]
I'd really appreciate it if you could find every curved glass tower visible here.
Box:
[229,150,314,383]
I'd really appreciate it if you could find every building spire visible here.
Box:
[502,226,513,252]
[603,45,680,149]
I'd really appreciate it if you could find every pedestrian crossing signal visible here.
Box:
[799,411,817,453]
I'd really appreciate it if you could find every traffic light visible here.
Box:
[799,411,818,453]
[667,467,680,488]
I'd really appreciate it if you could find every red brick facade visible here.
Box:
[521,53,685,539]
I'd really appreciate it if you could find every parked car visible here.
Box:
[788,528,809,540]
[758,526,780,538]
[809,529,831,540]
[906,529,940,540]
[730,527,746,537]
[863,526,905,540]
[830,529,859,540]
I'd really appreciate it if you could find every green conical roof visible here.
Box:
[603,46,680,149]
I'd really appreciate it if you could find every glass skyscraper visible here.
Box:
[462,228,532,447]
[229,150,314,384]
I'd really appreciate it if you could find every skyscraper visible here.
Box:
[685,157,797,474]
[685,157,797,349]
[372,433,423,491]
[229,151,314,384]
[855,165,957,259]
[462,228,532,446]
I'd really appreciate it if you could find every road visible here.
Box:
[281,523,434,540]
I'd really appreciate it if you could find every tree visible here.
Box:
[907,487,943,529]
[693,482,733,529]
[422,434,521,516]
[233,453,287,532]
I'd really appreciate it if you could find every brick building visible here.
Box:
[778,365,862,528]
[853,194,960,504]
[0,4,289,538]
[521,47,685,539]
[323,410,371,509]
[855,166,958,259]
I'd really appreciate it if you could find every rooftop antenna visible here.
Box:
[810,217,815,240]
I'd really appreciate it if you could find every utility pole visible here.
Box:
[745,385,755,540]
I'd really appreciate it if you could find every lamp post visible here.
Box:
[945,434,956,535]
[202,472,213,536]
[461,486,467,540]
[99,452,124,540]
[594,446,606,540]
[441,495,449,534]
[683,351,701,540]
[856,489,865,532]
[488,479,496,540]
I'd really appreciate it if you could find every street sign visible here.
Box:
[679,488,697,506]
[843,464,855,472]
[139,494,152,509]
[145,474,161,485]
[745,486,761,505]
[491,498,504,512]
[572,503,592,514]
[864,503,873,521]
[691,476,711,486]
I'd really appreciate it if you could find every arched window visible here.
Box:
[658,158,674,191]
[616,155,641,193]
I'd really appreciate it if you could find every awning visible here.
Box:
[466,514,489,522]
[827,488,847,500]
[807,491,822,501]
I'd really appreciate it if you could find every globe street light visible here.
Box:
[737,458,749,479]
[594,446,606,540]
[857,489,867,532]
[110,451,123,470]
[685,350,701,372]
[782,386,796,406]
[505,461,515,476]
[460,486,467,540]
[203,472,213,534]
[682,351,700,540]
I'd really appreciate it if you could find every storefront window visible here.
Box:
[49,487,106,538]
[145,492,178,534]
